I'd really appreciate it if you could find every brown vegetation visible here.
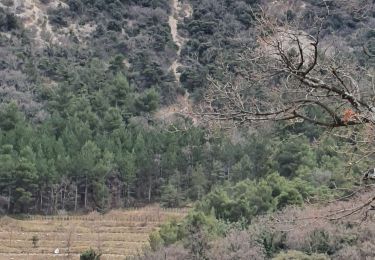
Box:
[138,188,375,260]
[0,206,187,260]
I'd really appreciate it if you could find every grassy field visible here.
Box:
[0,206,188,260]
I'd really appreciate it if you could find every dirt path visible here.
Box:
[157,0,198,125]
[169,0,182,49]
[6,0,60,46]
[168,0,192,81]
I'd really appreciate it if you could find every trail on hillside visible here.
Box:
[7,0,60,46]
[168,0,192,81]
[157,0,197,125]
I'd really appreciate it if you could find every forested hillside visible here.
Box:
[0,0,182,213]
[0,0,269,213]
[1,0,375,257]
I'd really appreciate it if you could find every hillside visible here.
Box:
[0,0,375,258]
[1,0,374,119]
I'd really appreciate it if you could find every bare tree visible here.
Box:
[66,225,76,258]
[203,10,375,128]
[199,5,375,217]
[200,4,375,157]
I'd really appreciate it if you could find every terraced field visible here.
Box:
[0,206,187,259]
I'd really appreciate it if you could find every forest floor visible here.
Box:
[0,206,187,260]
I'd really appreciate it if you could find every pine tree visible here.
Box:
[0,102,22,131]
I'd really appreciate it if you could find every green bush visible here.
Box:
[80,248,101,260]
[308,230,331,255]
[260,230,287,258]
[149,231,164,251]
[158,219,181,246]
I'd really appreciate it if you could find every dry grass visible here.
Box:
[0,205,187,260]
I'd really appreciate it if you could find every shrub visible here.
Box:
[207,229,265,260]
[308,229,331,254]
[149,231,164,251]
[138,245,190,260]
[80,248,101,260]
[31,235,39,248]
[334,246,362,260]
[273,250,329,260]
[0,9,19,31]
[259,230,286,258]
[107,20,122,32]
[158,219,181,246]
[50,14,68,27]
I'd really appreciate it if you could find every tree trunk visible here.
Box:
[60,189,63,210]
[40,189,43,212]
[7,187,11,212]
[62,184,66,210]
[84,176,88,209]
[74,184,78,212]
[127,183,130,206]
[148,175,152,202]
[50,187,54,214]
